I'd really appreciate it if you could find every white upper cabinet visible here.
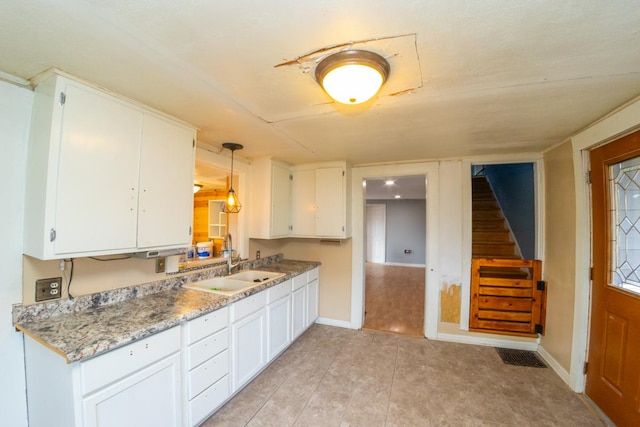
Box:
[138,114,195,249]
[248,158,291,239]
[23,72,196,259]
[292,162,351,238]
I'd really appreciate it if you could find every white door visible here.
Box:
[366,204,386,263]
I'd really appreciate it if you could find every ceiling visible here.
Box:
[2,1,640,168]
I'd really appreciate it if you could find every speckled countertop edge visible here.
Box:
[14,257,320,363]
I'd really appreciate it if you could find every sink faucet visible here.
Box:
[226,233,242,274]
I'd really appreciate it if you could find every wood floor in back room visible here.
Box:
[363,262,425,337]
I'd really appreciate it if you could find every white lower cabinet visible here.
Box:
[23,326,182,427]
[82,353,181,427]
[230,291,267,392]
[183,307,230,426]
[291,275,307,340]
[267,279,292,360]
[23,270,320,427]
[306,268,320,327]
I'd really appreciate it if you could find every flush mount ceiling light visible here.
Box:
[222,142,243,213]
[193,183,203,193]
[315,50,390,105]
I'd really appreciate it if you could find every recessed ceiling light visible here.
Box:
[395,195,401,199]
[385,180,395,185]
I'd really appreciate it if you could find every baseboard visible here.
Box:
[315,317,355,329]
[537,344,571,386]
[383,262,426,268]
[437,332,539,351]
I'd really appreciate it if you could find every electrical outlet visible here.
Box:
[256,250,261,260]
[35,277,62,302]
[155,257,166,273]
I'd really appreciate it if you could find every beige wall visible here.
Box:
[541,141,576,371]
[249,238,352,322]
[23,255,172,304]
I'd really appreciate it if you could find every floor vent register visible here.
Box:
[495,348,547,368]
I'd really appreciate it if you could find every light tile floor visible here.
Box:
[203,325,604,426]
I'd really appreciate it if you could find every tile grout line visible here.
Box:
[382,344,401,427]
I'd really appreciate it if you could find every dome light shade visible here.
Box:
[315,50,390,105]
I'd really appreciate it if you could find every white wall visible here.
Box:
[0,79,32,426]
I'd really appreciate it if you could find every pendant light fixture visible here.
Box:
[222,142,243,213]
[315,50,390,105]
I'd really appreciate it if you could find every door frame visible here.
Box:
[460,156,545,332]
[365,203,386,264]
[351,162,439,338]
[571,98,640,392]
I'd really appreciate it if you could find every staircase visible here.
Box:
[472,176,526,278]
[469,176,546,337]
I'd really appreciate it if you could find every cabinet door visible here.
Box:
[270,163,291,237]
[55,83,142,254]
[291,286,307,339]
[267,295,291,361]
[83,353,181,427]
[231,309,266,392]
[306,279,319,327]
[315,167,344,237]
[138,114,195,248]
[291,169,316,236]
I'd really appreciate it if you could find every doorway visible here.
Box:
[363,176,426,336]
[586,130,640,426]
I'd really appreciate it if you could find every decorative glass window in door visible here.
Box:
[610,155,640,294]
[208,200,227,239]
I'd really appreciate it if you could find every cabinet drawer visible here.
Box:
[292,274,306,291]
[267,279,291,303]
[307,267,319,282]
[189,375,230,426]
[187,327,228,369]
[187,307,228,344]
[81,326,180,395]
[188,349,229,400]
[230,291,266,322]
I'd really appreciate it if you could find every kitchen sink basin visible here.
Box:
[227,270,284,283]
[183,271,284,296]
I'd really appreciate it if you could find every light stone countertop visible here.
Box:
[14,258,319,363]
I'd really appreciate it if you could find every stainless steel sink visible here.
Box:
[183,270,284,296]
